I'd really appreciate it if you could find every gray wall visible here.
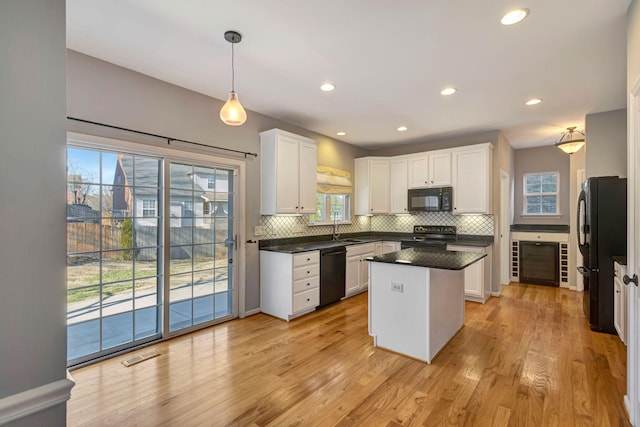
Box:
[0,0,68,425]
[513,146,570,225]
[629,0,640,93]
[369,130,501,156]
[493,132,515,291]
[66,50,366,312]
[585,108,627,178]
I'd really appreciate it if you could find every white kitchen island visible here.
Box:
[367,248,486,363]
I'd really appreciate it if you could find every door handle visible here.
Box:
[577,266,590,277]
[623,274,638,286]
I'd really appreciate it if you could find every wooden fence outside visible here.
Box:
[67,222,229,260]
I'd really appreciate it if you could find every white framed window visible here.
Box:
[309,193,351,225]
[207,176,215,189]
[523,172,559,215]
[142,199,157,217]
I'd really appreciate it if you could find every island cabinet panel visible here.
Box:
[368,262,465,363]
[260,250,320,321]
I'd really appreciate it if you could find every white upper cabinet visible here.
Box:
[260,128,317,215]
[451,143,493,214]
[389,157,408,214]
[355,157,390,215]
[428,151,452,187]
[407,155,429,188]
[407,150,452,188]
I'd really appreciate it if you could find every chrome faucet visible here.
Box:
[332,213,341,240]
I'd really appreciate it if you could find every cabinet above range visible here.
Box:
[260,128,317,215]
[355,142,493,216]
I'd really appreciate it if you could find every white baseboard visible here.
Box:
[0,375,75,425]
[243,308,261,317]
[491,291,501,297]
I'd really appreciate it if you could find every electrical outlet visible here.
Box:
[254,225,265,236]
[390,282,404,293]
[293,224,305,233]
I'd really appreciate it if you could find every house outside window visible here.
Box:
[142,199,156,217]
[523,172,559,215]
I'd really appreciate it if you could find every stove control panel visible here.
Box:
[413,225,457,235]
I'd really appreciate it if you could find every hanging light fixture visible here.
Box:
[220,30,247,126]
[555,126,585,154]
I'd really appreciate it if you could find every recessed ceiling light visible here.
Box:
[397,126,408,132]
[320,82,335,92]
[440,87,457,96]
[525,98,543,106]
[336,131,346,136]
[501,8,529,25]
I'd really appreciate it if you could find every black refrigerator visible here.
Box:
[577,176,627,333]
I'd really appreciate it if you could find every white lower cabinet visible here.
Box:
[447,244,492,303]
[614,261,627,345]
[376,241,401,255]
[260,250,320,321]
[346,243,376,297]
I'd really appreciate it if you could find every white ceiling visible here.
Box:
[66,0,631,150]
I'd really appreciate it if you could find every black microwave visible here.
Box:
[407,187,453,212]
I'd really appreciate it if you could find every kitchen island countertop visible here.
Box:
[366,248,486,270]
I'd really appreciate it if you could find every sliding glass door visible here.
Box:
[67,145,238,365]
[66,147,162,365]
[167,162,235,333]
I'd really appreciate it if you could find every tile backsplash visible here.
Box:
[258,212,494,239]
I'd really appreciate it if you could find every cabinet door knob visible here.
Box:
[623,274,638,286]
[301,206,304,209]
[307,258,310,261]
[307,270,310,274]
[307,283,310,286]
[306,298,310,302]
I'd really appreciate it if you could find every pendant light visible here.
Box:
[220,30,247,126]
[555,126,585,154]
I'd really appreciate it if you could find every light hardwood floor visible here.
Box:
[67,283,629,426]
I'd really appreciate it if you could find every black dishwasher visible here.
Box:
[318,246,346,307]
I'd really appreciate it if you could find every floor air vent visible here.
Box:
[122,349,160,367]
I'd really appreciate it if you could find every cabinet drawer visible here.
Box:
[293,264,319,281]
[292,288,319,313]
[293,276,319,293]
[293,251,320,267]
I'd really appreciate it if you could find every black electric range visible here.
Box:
[400,225,457,250]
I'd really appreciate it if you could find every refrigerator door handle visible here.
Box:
[577,266,590,277]
[577,190,588,254]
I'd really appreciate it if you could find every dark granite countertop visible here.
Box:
[366,248,487,270]
[510,224,570,233]
[259,233,493,254]
[612,256,627,266]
